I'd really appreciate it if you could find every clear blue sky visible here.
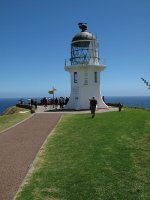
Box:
[0,0,150,98]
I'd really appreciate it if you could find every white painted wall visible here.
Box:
[65,64,108,110]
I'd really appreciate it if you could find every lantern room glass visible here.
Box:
[71,40,99,65]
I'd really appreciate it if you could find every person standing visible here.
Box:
[118,103,122,112]
[44,97,48,108]
[34,99,37,109]
[55,98,58,109]
[59,97,64,110]
[89,96,97,118]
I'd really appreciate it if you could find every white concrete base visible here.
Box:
[65,96,108,110]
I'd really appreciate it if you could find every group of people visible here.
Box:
[41,96,98,115]
[30,99,38,109]
[41,96,69,110]
[19,95,123,116]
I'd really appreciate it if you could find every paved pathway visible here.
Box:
[36,105,119,113]
[0,113,62,200]
[0,107,118,200]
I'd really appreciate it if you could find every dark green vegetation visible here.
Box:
[0,106,31,133]
[16,108,150,200]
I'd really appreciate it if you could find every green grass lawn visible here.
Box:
[0,107,31,133]
[16,108,150,200]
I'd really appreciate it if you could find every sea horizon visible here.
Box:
[0,95,150,99]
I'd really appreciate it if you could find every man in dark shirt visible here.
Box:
[89,96,97,118]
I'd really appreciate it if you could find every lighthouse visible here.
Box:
[65,23,108,110]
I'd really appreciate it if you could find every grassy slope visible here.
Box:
[16,108,150,200]
[0,107,31,133]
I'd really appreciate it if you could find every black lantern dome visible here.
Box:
[72,23,96,42]
[70,23,99,65]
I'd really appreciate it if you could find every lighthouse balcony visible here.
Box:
[64,57,106,66]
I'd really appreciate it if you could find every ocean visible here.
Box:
[0,98,20,115]
[0,98,41,115]
[0,96,150,115]
[105,96,150,110]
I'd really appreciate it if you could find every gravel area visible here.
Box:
[0,113,62,200]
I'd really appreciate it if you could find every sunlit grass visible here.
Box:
[0,107,31,133]
[16,108,150,200]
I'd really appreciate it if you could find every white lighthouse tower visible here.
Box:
[65,23,108,110]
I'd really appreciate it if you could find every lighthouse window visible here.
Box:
[74,72,77,83]
[94,72,97,83]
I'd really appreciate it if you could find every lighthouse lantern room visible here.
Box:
[65,23,108,110]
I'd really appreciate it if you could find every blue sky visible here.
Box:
[0,0,150,98]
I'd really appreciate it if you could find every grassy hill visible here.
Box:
[15,108,150,200]
[0,106,31,133]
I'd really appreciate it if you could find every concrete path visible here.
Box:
[36,105,119,113]
[0,113,62,200]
